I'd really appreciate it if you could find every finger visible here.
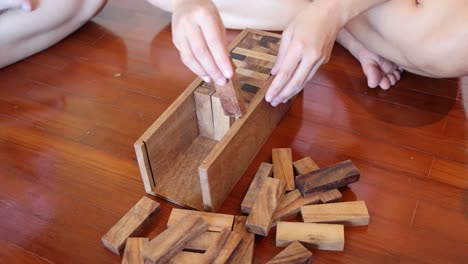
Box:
[272,59,314,106]
[282,61,321,103]
[271,28,293,75]
[188,26,226,85]
[179,39,211,83]
[265,45,302,103]
[199,15,233,79]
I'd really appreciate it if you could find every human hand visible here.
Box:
[171,0,232,85]
[265,2,342,106]
[0,0,31,11]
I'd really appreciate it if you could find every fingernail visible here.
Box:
[265,94,272,102]
[271,101,280,107]
[223,69,232,79]
[202,76,211,83]
[216,78,226,86]
[271,66,278,75]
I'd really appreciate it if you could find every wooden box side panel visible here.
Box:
[200,78,292,211]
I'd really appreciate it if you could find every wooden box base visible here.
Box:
[134,29,292,212]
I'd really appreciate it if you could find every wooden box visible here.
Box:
[134,29,292,212]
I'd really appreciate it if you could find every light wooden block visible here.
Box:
[101,197,160,255]
[167,208,234,232]
[246,177,286,236]
[212,91,235,141]
[272,148,295,191]
[203,229,243,264]
[295,160,360,196]
[168,252,204,264]
[319,189,342,203]
[241,162,273,213]
[293,157,319,175]
[266,241,313,264]
[301,200,369,226]
[228,216,255,264]
[194,87,215,139]
[121,238,148,264]
[276,222,344,251]
[141,214,208,263]
[214,62,246,118]
[271,190,320,226]
[184,231,221,251]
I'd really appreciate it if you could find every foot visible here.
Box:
[0,0,31,12]
[356,48,403,90]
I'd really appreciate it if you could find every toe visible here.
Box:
[393,70,401,81]
[387,73,397,86]
[361,62,382,88]
[379,77,391,90]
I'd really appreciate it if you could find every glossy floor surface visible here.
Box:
[0,0,467,263]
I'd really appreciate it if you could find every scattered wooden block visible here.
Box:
[167,208,234,232]
[194,87,215,139]
[276,222,344,251]
[121,238,148,264]
[319,189,342,203]
[266,241,313,264]
[241,162,273,213]
[246,177,286,236]
[141,214,208,263]
[271,190,320,226]
[212,91,235,141]
[228,216,255,264]
[168,251,205,264]
[101,197,160,255]
[295,160,360,196]
[293,157,319,175]
[203,229,243,264]
[272,148,295,191]
[301,200,369,226]
[214,61,246,118]
[184,231,221,252]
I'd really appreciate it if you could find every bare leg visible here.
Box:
[0,0,107,69]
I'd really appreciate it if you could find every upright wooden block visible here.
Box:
[276,222,345,251]
[121,238,148,264]
[295,160,360,196]
[246,177,286,236]
[266,241,313,264]
[212,91,235,141]
[241,162,273,213]
[318,189,342,203]
[301,200,370,226]
[228,216,255,264]
[271,190,320,226]
[214,61,246,118]
[293,157,319,175]
[167,208,234,232]
[101,197,160,255]
[194,87,215,139]
[141,214,208,263]
[272,148,295,191]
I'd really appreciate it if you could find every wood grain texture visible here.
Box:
[241,162,273,213]
[295,160,360,196]
[318,189,342,203]
[121,238,147,264]
[266,241,313,264]
[194,87,215,139]
[271,190,320,227]
[184,231,221,251]
[246,177,286,236]
[301,200,370,226]
[167,208,234,232]
[168,251,205,264]
[141,214,208,263]
[272,148,295,191]
[212,91,235,141]
[101,197,160,255]
[228,216,255,264]
[293,157,320,175]
[276,222,345,251]
[213,231,243,264]
[214,62,246,118]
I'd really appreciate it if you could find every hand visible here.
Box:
[0,0,31,11]
[265,2,342,106]
[171,0,233,85]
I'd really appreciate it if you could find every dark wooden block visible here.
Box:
[295,160,360,197]
[241,83,260,94]
[231,52,247,61]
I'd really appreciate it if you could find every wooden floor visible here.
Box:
[1,1,467,263]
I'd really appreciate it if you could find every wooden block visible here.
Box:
[301,200,369,226]
[241,162,273,213]
[214,61,246,118]
[295,160,360,196]
[319,189,342,203]
[293,157,319,175]
[233,47,277,62]
[236,67,270,81]
[227,215,254,264]
[202,229,243,264]
[141,214,208,263]
[184,231,221,251]
[246,177,286,236]
[167,208,234,232]
[121,238,148,264]
[101,197,160,255]
[271,190,320,227]
[212,91,235,141]
[266,241,313,264]
[168,252,205,264]
[272,148,295,191]
[276,222,344,251]
[194,87,215,139]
